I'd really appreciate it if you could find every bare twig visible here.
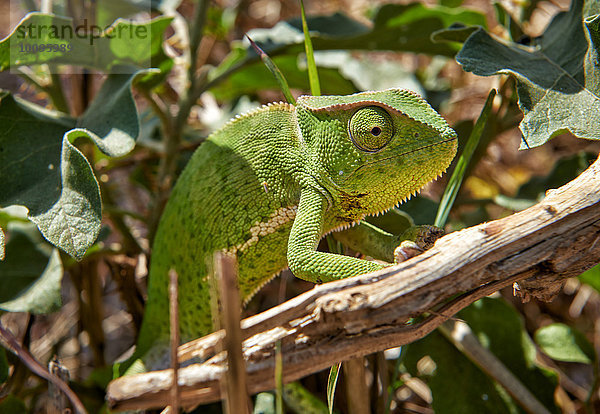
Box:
[0,323,87,413]
[107,156,600,411]
[215,253,250,414]
[139,89,174,140]
[48,356,70,414]
[343,357,369,414]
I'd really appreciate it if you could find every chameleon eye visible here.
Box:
[348,106,394,152]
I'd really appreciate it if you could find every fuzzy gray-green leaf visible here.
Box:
[0,73,141,259]
[77,72,141,157]
[0,223,63,314]
[0,13,172,73]
[456,0,600,148]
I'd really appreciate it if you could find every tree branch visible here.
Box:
[107,155,600,412]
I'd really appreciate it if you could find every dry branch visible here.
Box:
[107,156,600,412]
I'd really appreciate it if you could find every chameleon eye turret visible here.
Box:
[348,106,394,152]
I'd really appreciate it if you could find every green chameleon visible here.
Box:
[135,89,457,365]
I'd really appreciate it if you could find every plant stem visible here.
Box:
[101,182,144,255]
[140,89,174,139]
[148,0,208,243]
[16,69,70,114]
[47,72,70,113]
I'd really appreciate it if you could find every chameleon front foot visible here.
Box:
[394,225,444,263]
[394,240,423,262]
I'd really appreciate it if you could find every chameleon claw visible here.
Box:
[394,225,445,263]
[394,241,423,263]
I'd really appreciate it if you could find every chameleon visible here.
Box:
[134,89,457,364]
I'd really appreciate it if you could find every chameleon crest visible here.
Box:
[135,89,457,360]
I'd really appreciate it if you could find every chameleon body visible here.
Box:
[136,89,457,358]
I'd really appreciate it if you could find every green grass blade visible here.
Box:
[327,362,342,414]
[300,0,321,96]
[247,35,296,105]
[434,89,496,227]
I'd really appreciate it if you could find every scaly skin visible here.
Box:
[136,89,457,360]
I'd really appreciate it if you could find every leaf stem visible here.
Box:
[139,89,174,140]
[16,69,70,114]
[47,72,70,113]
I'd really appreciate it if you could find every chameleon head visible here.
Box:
[296,89,457,220]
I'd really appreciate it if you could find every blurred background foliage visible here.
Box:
[1,0,600,412]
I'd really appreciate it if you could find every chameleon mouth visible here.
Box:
[345,136,457,181]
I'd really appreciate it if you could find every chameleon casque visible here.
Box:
[135,89,457,362]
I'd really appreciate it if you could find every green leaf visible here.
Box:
[535,323,596,364]
[254,392,275,414]
[404,297,559,414]
[208,3,487,98]
[210,54,357,101]
[579,263,600,293]
[397,196,440,225]
[404,331,515,414]
[282,382,329,414]
[78,72,142,157]
[455,0,600,148]
[516,152,596,200]
[0,395,27,413]
[459,298,559,413]
[0,13,173,73]
[327,363,341,414]
[95,0,152,28]
[300,0,320,96]
[0,93,96,259]
[0,73,141,259]
[431,24,480,44]
[247,35,295,105]
[435,89,495,227]
[0,222,63,314]
[211,49,423,105]
[313,51,423,93]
